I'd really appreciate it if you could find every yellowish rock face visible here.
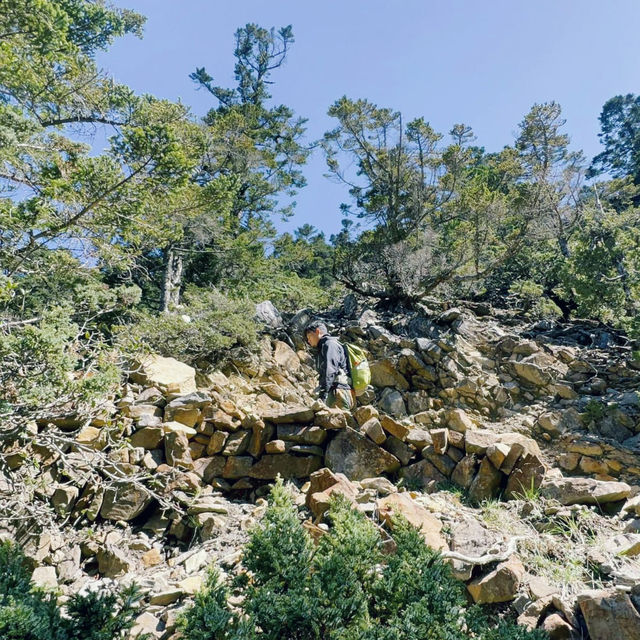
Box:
[130,354,197,395]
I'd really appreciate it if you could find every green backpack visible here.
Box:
[344,343,371,396]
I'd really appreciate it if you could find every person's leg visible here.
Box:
[327,388,354,411]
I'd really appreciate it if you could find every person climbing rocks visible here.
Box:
[305,320,356,411]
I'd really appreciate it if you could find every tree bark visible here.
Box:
[160,245,184,313]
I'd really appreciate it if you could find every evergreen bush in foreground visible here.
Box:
[179,480,547,640]
[0,541,144,640]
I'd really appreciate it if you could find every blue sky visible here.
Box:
[98,1,640,238]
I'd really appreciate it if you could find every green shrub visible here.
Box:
[508,280,562,320]
[118,285,259,367]
[583,398,607,423]
[179,480,547,640]
[0,308,121,413]
[0,541,143,640]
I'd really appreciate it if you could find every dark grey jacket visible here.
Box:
[317,335,351,396]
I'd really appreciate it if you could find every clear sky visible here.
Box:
[97,1,640,238]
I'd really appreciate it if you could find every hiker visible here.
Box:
[305,320,356,411]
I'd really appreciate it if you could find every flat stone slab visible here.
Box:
[262,405,315,424]
[540,477,631,505]
[249,454,322,479]
[326,429,400,480]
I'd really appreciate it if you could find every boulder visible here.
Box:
[199,514,227,540]
[517,596,556,630]
[131,612,162,638]
[407,390,433,414]
[538,412,563,437]
[247,419,273,458]
[578,589,640,640]
[430,428,448,454]
[370,359,409,390]
[354,405,380,426]
[399,459,446,490]
[206,431,228,455]
[31,566,57,589]
[377,492,447,551]
[398,349,437,381]
[193,456,226,483]
[203,408,239,432]
[467,555,525,604]
[528,576,558,600]
[121,403,162,420]
[273,340,301,371]
[497,432,541,458]
[541,613,574,640]
[468,457,502,502]
[255,300,283,328]
[249,454,322,479]
[222,456,254,479]
[446,408,475,433]
[51,486,79,515]
[513,358,551,387]
[100,481,151,521]
[163,421,196,437]
[179,575,205,595]
[97,546,136,577]
[165,431,193,468]
[130,425,164,450]
[504,453,546,500]
[277,425,327,445]
[56,545,81,583]
[405,427,432,449]
[451,455,477,489]
[165,391,211,418]
[380,414,410,440]
[567,440,603,456]
[540,477,631,505]
[465,429,498,455]
[486,443,511,469]
[361,417,386,445]
[149,589,183,606]
[623,495,640,517]
[222,430,251,456]
[307,468,359,518]
[141,548,163,568]
[264,439,288,453]
[307,467,343,495]
[75,426,105,449]
[314,408,350,430]
[448,429,465,449]
[379,388,407,417]
[359,477,397,495]
[262,405,315,424]
[604,534,640,557]
[385,436,415,466]
[422,445,456,477]
[326,429,400,480]
[187,495,229,515]
[130,355,196,395]
[448,518,498,580]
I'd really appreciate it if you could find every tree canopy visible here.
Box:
[0,0,639,431]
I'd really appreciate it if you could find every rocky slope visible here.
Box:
[2,298,640,639]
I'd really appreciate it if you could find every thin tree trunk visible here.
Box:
[558,235,570,258]
[615,255,633,303]
[160,244,184,313]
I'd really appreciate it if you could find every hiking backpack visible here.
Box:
[344,343,371,396]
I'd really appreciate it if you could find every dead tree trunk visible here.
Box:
[160,244,184,313]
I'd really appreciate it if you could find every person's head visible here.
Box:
[305,320,327,347]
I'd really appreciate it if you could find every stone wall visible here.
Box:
[63,301,640,535]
